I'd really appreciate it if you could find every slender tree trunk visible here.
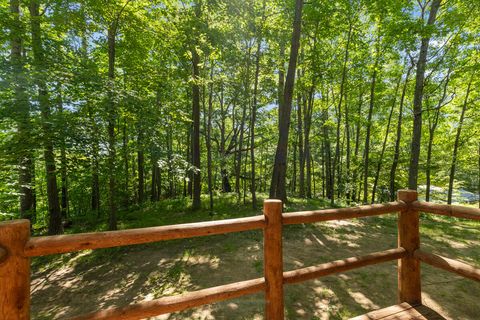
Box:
[371,76,400,203]
[297,92,305,197]
[137,131,145,203]
[107,23,117,230]
[426,70,451,202]
[363,47,380,204]
[345,96,351,202]
[57,87,68,219]
[29,0,62,235]
[123,118,129,207]
[333,22,352,202]
[270,0,303,201]
[389,63,413,200]
[11,0,35,220]
[191,14,201,209]
[205,65,214,211]
[352,90,363,202]
[447,76,473,204]
[304,86,314,198]
[408,0,441,190]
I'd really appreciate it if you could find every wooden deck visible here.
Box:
[350,303,447,320]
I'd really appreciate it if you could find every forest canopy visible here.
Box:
[1,0,479,235]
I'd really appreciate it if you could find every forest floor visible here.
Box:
[30,194,480,320]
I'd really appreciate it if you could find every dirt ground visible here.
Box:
[31,212,480,319]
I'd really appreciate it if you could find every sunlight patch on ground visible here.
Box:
[187,254,220,269]
[347,290,379,310]
[422,291,453,320]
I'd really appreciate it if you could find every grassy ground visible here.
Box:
[31,194,480,319]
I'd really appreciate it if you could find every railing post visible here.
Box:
[0,220,30,319]
[397,190,421,305]
[263,199,284,319]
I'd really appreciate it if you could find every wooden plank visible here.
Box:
[282,201,406,225]
[283,248,406,284]
[71,278,266,320]
[263,199,284,319]
[24,215,265,257]
[412,201,480,221]
[350,303,446,320]
[349,302,415,319]
[0,220,30,319]
[397,190,421,305]
[415,249,480,282]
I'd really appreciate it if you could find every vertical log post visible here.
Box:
[0,220,30,319]
[397,189,421,305]
[263,199,284,319]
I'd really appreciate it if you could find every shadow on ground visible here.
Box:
[31,200,480,320]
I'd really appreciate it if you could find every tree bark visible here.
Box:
[363,44,380,204]
[270,0,303,201]
[29,0,63,234]
[371,76,400,203]
[426,70,451,201]
[389,63,413,200]
[408,0,441,190]
[107,23,117,230]
[137,131,145,204]
[191,2,202,210]
[11,0,35,220]
[333,22,352,202]
[447,76,473,204]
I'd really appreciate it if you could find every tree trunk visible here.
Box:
[57,87,68,219]
[408,0,441,190]
[363,46,380,204]
[107,23,117,230]
[137,132,145,203]
[333,22,352,202]
[11,0,35,220]
[270,0,303,201]
[426,69,451,202]
[304,85,314,198]
[297,92,305,197]
[205,65,214,211]
[29,0,63,235]
[389,63,413,200]
[447,76,473,204]
[190,2,202,210]
[371,76,400,203]
[251,3,265,208]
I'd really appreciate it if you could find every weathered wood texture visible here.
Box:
[0,220,30,319]
[263,199,284,319]
[71,278,265,320]
[283,248,406,284]
[24,215,265,257]
[350,302,446,320]
[282,201,406,225]
[412,201,480,221]
[415,249,480,282]
[397,190,421,305]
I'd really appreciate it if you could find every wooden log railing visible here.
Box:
[0,190,479,320]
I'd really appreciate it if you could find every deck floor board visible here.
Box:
[350,303,447,320]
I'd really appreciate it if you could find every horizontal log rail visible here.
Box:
[414,249,480,282]
[71,278,266,320]
[282,201,406,225]
[1,189,479,319]
[283,248,407,284]
[412,201,480,221]
[24,215,266,257]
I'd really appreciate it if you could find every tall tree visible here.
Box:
[270,0,304,201]
[29,0,62,234]
[408,0,442,190]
